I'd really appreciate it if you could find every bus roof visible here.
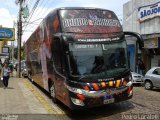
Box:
[57,7,113,12]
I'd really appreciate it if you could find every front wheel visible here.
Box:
[50,81,57,103]
[145,81,153,90]
[29,74,34,83]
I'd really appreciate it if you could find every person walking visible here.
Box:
[8,62,13,77]
[137,58,145,76]
[1,63,11,88]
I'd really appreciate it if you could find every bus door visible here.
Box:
[52,38,68,103]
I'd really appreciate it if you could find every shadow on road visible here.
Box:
[133,84,143,87]
[5,87,14,89]
[0,81,14,89]
[151,88,160,92]
[0,80,4,88]
[62,101,135,120]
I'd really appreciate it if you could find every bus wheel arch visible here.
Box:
[48,79,57,103]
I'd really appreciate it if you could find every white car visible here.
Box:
[131,72,143,84]
[143,67,160,90]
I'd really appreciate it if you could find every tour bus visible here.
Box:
[25,7,143,110]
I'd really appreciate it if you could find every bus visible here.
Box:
[25,7,143,110]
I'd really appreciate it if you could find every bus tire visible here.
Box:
[28,71,31,80]
[50,81,57,103]
[29,74,34,84]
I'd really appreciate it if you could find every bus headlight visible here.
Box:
[66,85,88,94]
[71,97,85,106]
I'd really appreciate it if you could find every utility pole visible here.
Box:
[16,0,24,78]
[11,41,14,61]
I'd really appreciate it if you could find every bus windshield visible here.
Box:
[69,40,129,77]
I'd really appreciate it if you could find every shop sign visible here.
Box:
[2,47,9,53]
[0,28,15,41]
[138,1,160,22]
[144,38,158,48]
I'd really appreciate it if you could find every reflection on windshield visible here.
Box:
[69,40,128,77]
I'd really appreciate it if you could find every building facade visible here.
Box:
[123,0,160,74]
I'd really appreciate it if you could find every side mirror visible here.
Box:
[124,31,144,50]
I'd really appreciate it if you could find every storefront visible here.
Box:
[144,36,160,67]
[123,0,160,74]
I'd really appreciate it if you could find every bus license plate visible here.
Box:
[103,98,115,104]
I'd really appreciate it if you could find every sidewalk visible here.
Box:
[0,75,48,114]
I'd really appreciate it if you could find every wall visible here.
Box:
[123,0,160,34]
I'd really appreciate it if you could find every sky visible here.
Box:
[0,0,130,44]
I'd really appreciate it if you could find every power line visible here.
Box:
[27,0,35,10]
[22,0,55,37]
[23,0,52,34]
[37,0,56,20]
[26,0,46,24]
[23,0,41,33]
[25,0,30,4]
[27,0,41,23]
[33,0,50,19]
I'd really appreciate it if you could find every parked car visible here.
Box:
[131,72,144,84]
[13,61,18,70]
[21,60,29,78]
[143,67,160,90]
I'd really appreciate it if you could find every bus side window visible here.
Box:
[52,39,64,74]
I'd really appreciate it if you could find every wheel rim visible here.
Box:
[50,83,55,98]
[145,82,151,89]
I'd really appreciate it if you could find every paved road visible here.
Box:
[66,86,160,120]
[0,76,159,120]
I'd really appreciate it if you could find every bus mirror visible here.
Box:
[124,31,144,50]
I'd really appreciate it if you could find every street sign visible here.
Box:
[0,28,15,41]
[2,47,9,53]
[22,5,29,18]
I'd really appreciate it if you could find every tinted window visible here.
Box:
[52,39,65,74]
[69,40,128,76]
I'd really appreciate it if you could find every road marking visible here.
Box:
[23,80,65,114]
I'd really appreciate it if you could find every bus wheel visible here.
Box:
[50,81,57,103]
[29,74,33,84]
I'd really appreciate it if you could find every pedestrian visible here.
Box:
[8,62,13,77]
[0,59,2,75]
[137,58,145,76]
[1,63,11,88]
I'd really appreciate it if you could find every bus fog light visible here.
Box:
[71,98,85,106]
[76,89,83,94]
[66,85,86,94]
[126,81,133,87]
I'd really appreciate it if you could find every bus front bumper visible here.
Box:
[66,81,133,109]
